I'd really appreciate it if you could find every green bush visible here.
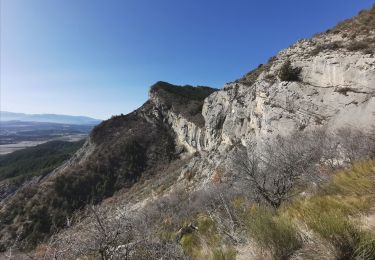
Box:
[278,60,302,82]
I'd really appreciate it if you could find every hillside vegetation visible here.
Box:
[0,140,84,184]
[150,81,218,126]
[243,160,375,259]
[152,160,375,260]
[0,81,218,252]
[1,5,375,260]
[23,127,374,260]
[0,101,178,250]
[150,81,216,101]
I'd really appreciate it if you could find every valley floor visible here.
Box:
[0,134,87,155]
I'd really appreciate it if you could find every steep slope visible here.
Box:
[141,6,375,188]
[144,9,375,156]
[0,83,217,250]
[0,5,374,259]
[198,6,375,152]
[0,140,84,202]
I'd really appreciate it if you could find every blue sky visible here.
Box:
[1,0,374,119]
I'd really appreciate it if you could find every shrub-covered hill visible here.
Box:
[0,82,216,251]
[160,160,375,260]
[0,5,375,260]
[0,140,84,184]
[0,140,85,204]
[150,81,216,101]
[27,130,375,260]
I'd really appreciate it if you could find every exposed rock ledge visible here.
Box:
[150,42,374,154]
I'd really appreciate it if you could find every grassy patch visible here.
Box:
[327,160,375,197]
[237,59,276,86]
[197,216,220,246]
[288,198,375,259]
[180,233,202,258]
[178,215,222,259]
[238,160,375,259]
[164,214,231,260]
[212,248,236,260]
[243,205,302,260]
[285,160,375,259]
[330,5,375,37]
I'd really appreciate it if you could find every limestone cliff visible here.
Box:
[0,5,374,255]
[156,10,375,153]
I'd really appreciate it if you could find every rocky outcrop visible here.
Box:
[202,52,375,149]
[154,24,375,154]
[149,81,217,153]
[134,9,375,191]
[1,5,374,254]
[146,43,374,156]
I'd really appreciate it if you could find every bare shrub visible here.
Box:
[232,132,324,208]
[231,127,375,208]
[346,40,374,54]
[49,205,135,259]
[21,126,374,259]
[195,185,245,244]
[335,127,375,164]
[44,204,187,260]
[310,41,343,56]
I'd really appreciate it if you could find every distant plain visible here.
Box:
[0,121,93,155]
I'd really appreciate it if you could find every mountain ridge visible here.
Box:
[0,5,374,259]
[0,111,102,125]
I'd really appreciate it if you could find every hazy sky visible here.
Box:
[1,0,373,119]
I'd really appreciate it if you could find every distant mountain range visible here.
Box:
[0,111,101,125]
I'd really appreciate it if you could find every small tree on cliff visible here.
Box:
[278,60,302,82]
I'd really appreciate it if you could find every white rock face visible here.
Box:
[151,36,375,155]
[149,90,206,153]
